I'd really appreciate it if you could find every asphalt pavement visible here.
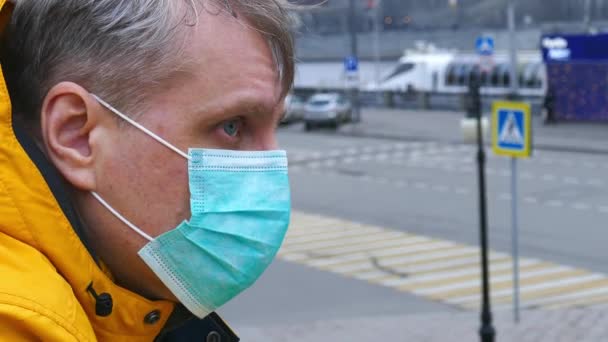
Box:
[219,109,608,341]
[339,108,608,154]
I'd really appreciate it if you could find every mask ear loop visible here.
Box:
[91,192,154,242]
[91,94,191,161]
[89,94,190,242]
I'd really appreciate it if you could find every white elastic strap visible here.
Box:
[91,192,154,242]
[91,94,191,160]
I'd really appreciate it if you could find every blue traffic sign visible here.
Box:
[344,56,359,73]
[476,36,495,56]
[492,101,532,158]
[497,110,524,150]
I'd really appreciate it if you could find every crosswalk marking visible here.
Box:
[423,268,587,299]
[311,241,457,267]
[379,258,524,287]
[330,243,460,274]
[493,276,608,303]
[281,211,608,311]
[280,229,393,254]
[306,237,431,268]
[505,286,608,309]
[283,226,383,245]
[355,254,498,281]
[396,261,553,292]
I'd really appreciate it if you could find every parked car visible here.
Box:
[281,94,305,124]
[303,93,352,131]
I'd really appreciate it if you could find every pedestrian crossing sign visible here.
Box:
[492,101,532,158]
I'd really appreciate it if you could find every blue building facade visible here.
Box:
[542,33,608,122]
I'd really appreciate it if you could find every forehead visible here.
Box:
[134,4,284,131]
[176,6,281,107]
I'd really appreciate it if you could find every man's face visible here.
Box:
[68,8,284,300]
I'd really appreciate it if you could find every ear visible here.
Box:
[40,82,101,191]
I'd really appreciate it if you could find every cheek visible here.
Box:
[166,161,191,216]
[101,135,191,235]
[148,156,191,218]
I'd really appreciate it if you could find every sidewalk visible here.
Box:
[341,109,608,155]
[236,306,608,342]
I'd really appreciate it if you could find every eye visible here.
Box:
[222,119,241,137]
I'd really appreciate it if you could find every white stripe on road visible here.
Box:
[331,244,474,274]
[546,200,564,208]
[495,286,608,310]
[380,259,540,287]
[281,211,608,312]
[280,231,400,254]
[284,226,382,245]
[414,266,573,296]
[447,274,606,305]
[308,236,429,258]
[305,237,431,267]
[403,254,508,274]
[352,255,501,281]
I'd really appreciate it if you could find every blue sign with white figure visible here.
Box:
[344,56,358,72]
[497,110,525,151]
[492,101,532,158]
[476,36,494,56]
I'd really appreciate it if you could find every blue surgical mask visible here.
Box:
[90,94,291,318]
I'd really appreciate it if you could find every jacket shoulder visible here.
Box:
[0,231,96,341]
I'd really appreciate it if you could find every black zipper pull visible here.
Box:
[87,283,113,317]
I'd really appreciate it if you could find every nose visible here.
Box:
[260,134,278,151]
[249,129,278,151]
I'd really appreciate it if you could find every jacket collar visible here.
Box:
[0,3,238,339]
[0,1,178,339]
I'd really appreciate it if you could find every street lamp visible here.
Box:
[470,75,496,342]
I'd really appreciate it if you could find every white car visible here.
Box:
[303,93,352,131]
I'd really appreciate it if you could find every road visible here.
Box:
[218,110,608,337]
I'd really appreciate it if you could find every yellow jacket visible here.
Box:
[0,2,237,341]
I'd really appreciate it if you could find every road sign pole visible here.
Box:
[492,100,532,326]
[507,0,518,98]
[475,91,496,342]
[348,0,361,123]
[373,0,381,84]
[511,157,521,323]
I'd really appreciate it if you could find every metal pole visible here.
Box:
[373,0,381,102]
[507,0,519,98]
[511,157,521,323]
[508,1,521,324]
[584,0,592,31]
[348,0,361,122]
[475,81,496,342]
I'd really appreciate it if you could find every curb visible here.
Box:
[333,129,608,156]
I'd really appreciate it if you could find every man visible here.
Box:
[0,0,294,340]
[543,86,556,124]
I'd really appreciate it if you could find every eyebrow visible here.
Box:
[224,98,284,125]
[194,89,286,128]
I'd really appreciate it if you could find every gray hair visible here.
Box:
[2,0,295,122]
